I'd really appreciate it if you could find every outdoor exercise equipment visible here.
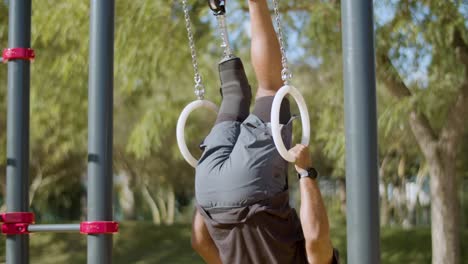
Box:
[208,0,234,61]
[341,1,380,263]
[176,0,219,168]
[0,0,380,263]
[0,0,118,263]
[270,0,311,163]
[177,0,236,168]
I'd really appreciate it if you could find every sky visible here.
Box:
[374,0,431,87]
[203,0,434,87]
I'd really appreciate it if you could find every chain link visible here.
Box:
[272,0,292,85]
[182,0,205,99]
[216,15,234,61]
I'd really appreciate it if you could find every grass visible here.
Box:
[0,222,466,263]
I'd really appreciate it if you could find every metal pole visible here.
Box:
[341,1,380,263]
[5,0,32,263]
[28,224,81,233]
[87,0,115,263]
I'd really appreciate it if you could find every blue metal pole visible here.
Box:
[87,0,115,263]
[5,0,32,263]
[341,1,380,263]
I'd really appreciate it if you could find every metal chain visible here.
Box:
[182,0,205,99]
[216,14,234,61]
[272,0,292,85]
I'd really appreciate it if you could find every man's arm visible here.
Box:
[291,145,335,264]
[191,209,222,264]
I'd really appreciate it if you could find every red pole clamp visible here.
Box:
[0,212,35,224]
[2,48,35,63]
[2,223,30,235]
[80,221,119,234]
[0,212,35,235]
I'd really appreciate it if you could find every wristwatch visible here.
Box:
[297,167,319,180]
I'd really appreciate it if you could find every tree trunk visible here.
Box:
[337,178,346,215]
[142,185,161,225]
[379,155,390,226]
[428,150,460,264]
[397,156,412,228]
[379,35,467,261]
[404,107,462,263]
[391,185,405,225]
[380,183,390,226]
[166,185,175,225]
[81,173,87,220]
[29,170,43,206]
[408,165,428,226]
[156,189,168,224]
[117,173,136,220]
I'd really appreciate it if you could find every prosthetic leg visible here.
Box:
[207,0,251,124]
[216,58,252,124]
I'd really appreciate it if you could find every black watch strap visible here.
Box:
[297,167,318,180]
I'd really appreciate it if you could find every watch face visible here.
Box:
[307,168,318,179]
[297,168,318,179]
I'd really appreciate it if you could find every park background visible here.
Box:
[0,0,467,263]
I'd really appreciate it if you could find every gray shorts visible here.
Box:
[195,58,292,209]
[195,114,292,209]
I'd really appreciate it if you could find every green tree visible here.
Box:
[0,2,8,209]
[1,1,89,217]
[276,1,467,263]
[376,2,467,263]
[113,1,222,221]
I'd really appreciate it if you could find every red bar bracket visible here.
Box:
[80,221,119,234]
[2,223,30,235]
[0,212,35,224]
[0,212,35,235]
[2,48,35,63]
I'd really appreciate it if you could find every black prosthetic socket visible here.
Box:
[253,96,291,125]
[216,57,252,124]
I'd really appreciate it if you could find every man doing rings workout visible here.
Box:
[192,1,339,263]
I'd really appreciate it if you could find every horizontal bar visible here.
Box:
[27,224,80,233]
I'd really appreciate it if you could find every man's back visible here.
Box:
[198,191,307,264]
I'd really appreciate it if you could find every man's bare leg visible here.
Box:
[248,0,283,97]
[291,145,334,264]
[191,209,222,264]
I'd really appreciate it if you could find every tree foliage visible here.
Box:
[0,2,467,254]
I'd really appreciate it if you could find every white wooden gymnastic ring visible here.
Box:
[271,85,311,163]
[177,100,218,168]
